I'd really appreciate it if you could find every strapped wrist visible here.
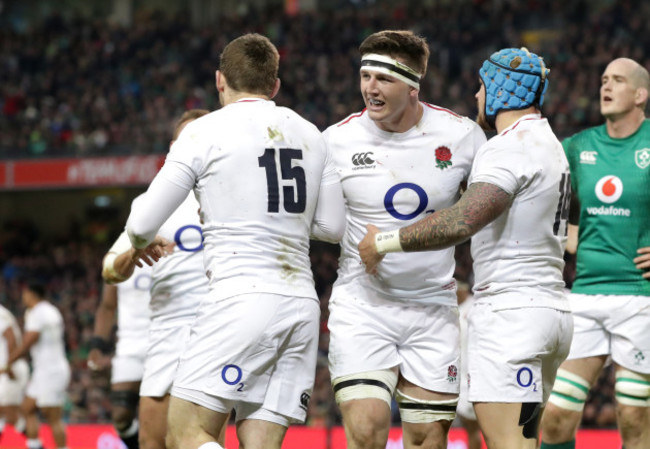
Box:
[375,230,403,255]
[89,336,112,354]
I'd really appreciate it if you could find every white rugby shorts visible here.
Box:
[111,354,146,384]
[0,359,29,406]
[140,323,191,397]
[328,282,461,394]
[171,292,320,426]
[26,364,70,407]
[467,300,573,404]
[566,293,650,374]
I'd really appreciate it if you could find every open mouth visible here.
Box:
[368,98,385,108]
[602,95,613,103]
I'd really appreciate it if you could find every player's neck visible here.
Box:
[605,110,645,139]
[222,91,270,106]
[494,107,539,134]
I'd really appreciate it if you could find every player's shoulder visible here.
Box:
[421,102,482,133]
[275,105,322,135]
[562,124,605,153]
[326,109,367,132]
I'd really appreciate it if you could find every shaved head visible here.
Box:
[609,58,650,91]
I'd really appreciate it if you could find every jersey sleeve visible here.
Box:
[126,165,193,248]
[469,143,528,195]
[311,134,346,243]
[24,307,45,333]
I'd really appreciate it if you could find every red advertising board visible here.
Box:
[0,156,165,190]
[0,425,622,449]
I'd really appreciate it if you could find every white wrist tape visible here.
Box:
[102,253,127,282]
[375,230,403,255]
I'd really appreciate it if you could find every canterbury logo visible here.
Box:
[352,152,375,166]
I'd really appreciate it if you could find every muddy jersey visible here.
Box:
[325,103,486,305]
[564,120,650,296]
[128,99,339,303]
[470,114,570,306]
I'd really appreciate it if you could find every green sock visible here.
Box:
[540,440,576,449]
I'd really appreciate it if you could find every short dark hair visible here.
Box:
[220,33,279,97]
[24,280,46,299]
[173,109,210,140]
[359,30,430,76]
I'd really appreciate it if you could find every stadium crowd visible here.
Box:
[0,0,641,434]
[1,0,649,158]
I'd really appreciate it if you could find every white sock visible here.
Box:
[26,438,43,449]
[198,443,224,449]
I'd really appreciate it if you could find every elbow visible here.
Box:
[126,223,151,249]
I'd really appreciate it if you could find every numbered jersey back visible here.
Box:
[469,115,569,298]
[167,99,330,301]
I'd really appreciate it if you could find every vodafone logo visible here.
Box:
[595,175,623,204]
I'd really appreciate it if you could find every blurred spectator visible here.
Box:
[2,1,650,158]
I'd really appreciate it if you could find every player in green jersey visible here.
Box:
[540,58,650,449]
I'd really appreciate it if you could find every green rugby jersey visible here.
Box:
[564,119,650,296]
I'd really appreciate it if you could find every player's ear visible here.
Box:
[270,78,281,99]
[635,87,648,107]
[216,70,226,93]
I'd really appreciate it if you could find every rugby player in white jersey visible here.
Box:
[102,109,213,449]
[0,304,28,440]
[1,281,70,449]
[90,266,152,449]
[359,48,574,449]
[324,30,486,449]
[125,33,345,449]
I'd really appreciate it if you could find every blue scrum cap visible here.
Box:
[479,47,549,127]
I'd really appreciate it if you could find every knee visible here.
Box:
[344,413,389,449]
[541,403,577,440]
[616,404,648,437]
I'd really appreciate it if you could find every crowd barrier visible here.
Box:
[0,424,621,448]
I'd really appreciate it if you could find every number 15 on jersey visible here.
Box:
[258,148,307,214]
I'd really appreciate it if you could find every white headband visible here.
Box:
[360,53,422,89]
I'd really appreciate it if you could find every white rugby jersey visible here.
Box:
[0,305,22,367]
[326,103,486,305]
[469,114,570,307]
[24,301,69,372]
[115,263,151,357]
[130,192,207,328]
[127,99,341,302]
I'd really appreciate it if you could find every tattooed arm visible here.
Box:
[358,182,512,274]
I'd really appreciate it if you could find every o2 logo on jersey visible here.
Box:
[384,182,434,220]
[595,175,623,204]
[174,225,204,252]
[133,273,152,291]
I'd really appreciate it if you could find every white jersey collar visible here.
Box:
[499,112,543,135]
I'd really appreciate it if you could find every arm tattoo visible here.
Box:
[400,182,512,252]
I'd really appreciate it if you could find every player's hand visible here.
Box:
[358,224,385,275]
[634,247,650,280]
[131,235,171,267]
[0,366,14,379]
